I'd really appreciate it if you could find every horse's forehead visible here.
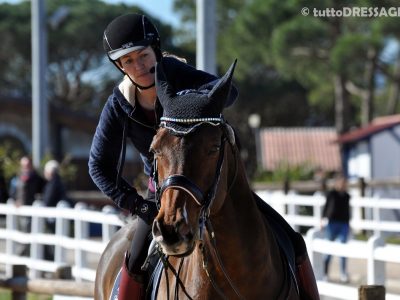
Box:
[155,126,221,146]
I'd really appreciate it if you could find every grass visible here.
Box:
[353,232,400,244]
[0,289,51,300]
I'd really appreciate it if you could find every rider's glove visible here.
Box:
[132,195,158,225]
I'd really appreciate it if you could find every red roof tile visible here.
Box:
[337,114,400,144]
[259,127,341,172]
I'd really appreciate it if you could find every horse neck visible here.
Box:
[205,156,283,282]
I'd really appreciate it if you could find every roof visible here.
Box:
[259,127,341,172]
[337,114,400,144]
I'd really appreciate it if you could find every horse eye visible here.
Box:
[208,145,220,155]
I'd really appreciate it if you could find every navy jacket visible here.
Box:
[89,57,237,211]
[322,189,351,223]
[42,173,67,207]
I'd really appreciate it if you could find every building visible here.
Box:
[337,114,400,198]
[0,96,141,190]
[259,127,341,173]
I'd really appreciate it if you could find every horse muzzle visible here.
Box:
[152,216,196,256]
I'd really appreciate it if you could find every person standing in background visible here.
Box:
[42,160,67,260]
[42,160,67,209]
[321,173,351,283]
[0,166,9,203]
[15,156,45,207]
[14,156,45,256]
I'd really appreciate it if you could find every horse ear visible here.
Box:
[208,59,237,105]
[155,60,176,100]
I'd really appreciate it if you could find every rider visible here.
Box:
[88,13,237,299]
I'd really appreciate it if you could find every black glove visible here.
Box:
[134,195,158,225]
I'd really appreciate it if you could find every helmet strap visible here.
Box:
[126,74,155,90]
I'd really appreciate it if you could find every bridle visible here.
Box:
[152,119,243,300]
[153,128,226,233]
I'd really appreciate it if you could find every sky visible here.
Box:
[105,0,180,27]
[0,0,181,27]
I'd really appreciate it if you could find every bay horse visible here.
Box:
[95,60,318,299]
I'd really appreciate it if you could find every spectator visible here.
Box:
[0,167,9,203]
[321,173,351,283]
[15,156,45,207]
[8,174,18,201]
[42,160,67,260]
[42,160,67,208]
[14,156,45,256]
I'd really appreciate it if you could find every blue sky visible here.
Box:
[105,0,180,27]
[0,0,181,27]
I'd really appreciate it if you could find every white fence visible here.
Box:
[0,193,399,299]
[257,191,400,300]
[0,199,124,282]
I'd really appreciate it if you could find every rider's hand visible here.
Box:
[134,195,158,225]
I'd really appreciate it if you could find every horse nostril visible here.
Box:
[152,220,163,241]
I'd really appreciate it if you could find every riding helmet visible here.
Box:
[103,13,162,62]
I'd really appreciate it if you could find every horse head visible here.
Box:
[151,60,237,256]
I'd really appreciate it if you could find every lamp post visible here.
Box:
[248,113,262,170]
[31,2,70,168]
[196,0,216,75]
[31,0,48,168]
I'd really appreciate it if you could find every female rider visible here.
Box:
[88,13,237,299]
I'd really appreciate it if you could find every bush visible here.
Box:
[254,161,315,183]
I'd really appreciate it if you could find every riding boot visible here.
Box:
[295,252,320,300]
[118,253,145,300]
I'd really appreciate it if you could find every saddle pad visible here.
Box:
[109,268,122,300]
[150,259,164,300]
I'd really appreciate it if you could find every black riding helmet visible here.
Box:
[103,13,162,89]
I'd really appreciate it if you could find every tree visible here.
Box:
[173,0,400,133]
[0,0,179,113]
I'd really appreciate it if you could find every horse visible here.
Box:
[95,60,318,299]
[95,219,136,300]
[148,60,299,299]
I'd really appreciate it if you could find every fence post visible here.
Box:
[12,264,27,300]
[287,192,298,231]
[312,192,323,228]
[358,285,385,300]
[74,202,89,282]
[367,235,385,285]
[55,200,70,265]
[270,191,285,216]
[30,201,45,278]
[372,197,381,237]
[358,177,366,197]
[306,228,324,280]
[6,200,18,278]
[102,205,119,243]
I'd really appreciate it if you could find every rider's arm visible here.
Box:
[88,95,140,212]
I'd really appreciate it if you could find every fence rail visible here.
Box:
[257,190,400,299]
[0,199,124,282]
[0,192,399,299]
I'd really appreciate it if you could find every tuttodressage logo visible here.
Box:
[301,7,400,17]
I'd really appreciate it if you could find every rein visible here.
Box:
[153,122,244,299]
